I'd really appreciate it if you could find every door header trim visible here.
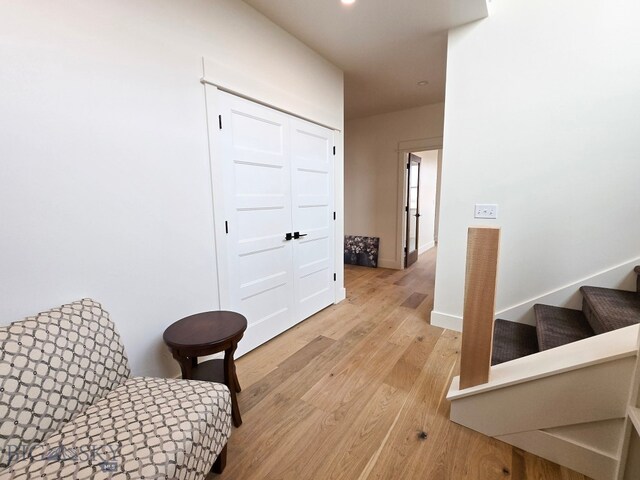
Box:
[200,78,341,132]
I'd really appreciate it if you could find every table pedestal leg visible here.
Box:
[233,363,241,393]
[224,343,242,427]
[171,351,193,380]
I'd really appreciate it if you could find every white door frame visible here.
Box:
[204,83,231,310]
[394,137,443,270]
[203,82,346,314]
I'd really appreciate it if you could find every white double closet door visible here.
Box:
[216,92,335,356]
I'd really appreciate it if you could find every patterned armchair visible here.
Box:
[0,299,232,479]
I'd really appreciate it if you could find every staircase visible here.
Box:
[492,276,640,366]
[446,227,640,480]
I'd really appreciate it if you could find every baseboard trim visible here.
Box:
[496,255,640,325]
[378,258,403,270]
[430,310,463,331]
[418,242,435,255]
[432,257,640,330]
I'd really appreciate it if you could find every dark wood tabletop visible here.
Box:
[163,311,247,349]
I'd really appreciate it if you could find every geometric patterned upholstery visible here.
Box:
[0,299,232,478]
[0,377,231,479]
[0,299,131,469]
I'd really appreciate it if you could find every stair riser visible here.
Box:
[492,319,539,365]
[580,285,640,333]
[582,297,605,335]
[533,304,594,351]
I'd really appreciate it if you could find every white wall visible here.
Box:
[0,0,343,376]
[432,0,640,330]
[345,104,444,268]
[414,150,439,254]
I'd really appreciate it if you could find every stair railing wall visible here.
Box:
[617,326,640,479]
[459,226,501,389]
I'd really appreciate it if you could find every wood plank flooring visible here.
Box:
[210,249,590,480]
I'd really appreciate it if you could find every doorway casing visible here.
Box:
[394,136,443,270]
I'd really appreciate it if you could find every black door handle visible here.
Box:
[293,232,308,239]
[285,233,293,241]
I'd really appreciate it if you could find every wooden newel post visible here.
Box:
[459,227,501,389]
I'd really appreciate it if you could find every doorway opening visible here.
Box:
[405,153,421,268]
[401,149,442,269]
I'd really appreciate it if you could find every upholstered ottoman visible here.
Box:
[0,299,232,479]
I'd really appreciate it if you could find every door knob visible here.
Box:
[293,232,308,239]
[285,233,293,241]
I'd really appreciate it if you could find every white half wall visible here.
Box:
[433,0,640,329]
[345,104,444,269]
[0,0,343,377]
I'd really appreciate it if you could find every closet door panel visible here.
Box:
[218,92,295,355]
[290,118,335,321]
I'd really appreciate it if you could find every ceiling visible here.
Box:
[242,0,488,119]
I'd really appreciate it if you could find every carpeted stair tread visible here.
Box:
[580,286,640,334]
[492,319,539,366]
[533,304,594,350]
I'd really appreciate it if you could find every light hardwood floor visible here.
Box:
[212,249,590,480]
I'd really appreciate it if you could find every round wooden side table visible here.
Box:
[163,311,247,427]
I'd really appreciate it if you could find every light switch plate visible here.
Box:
[474,204,498,219]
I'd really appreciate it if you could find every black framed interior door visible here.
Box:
[405,153,421,267]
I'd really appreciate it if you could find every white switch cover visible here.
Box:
[474,204,498,219]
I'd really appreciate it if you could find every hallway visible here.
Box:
[215,249,588,479]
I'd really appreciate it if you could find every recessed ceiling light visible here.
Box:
[341,0,356,5]
[417,80,429,86]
